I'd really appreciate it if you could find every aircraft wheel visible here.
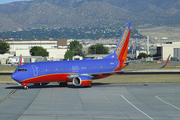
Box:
[33,83,49,86]
[24,86,28,90]
[33,83,41,86]
[59,82,68,87]
[41,83,49,86]
[22,83,28,90]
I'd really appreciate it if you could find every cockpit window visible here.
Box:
[16,69,27,72]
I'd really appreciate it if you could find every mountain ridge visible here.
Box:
[0,0,180,32]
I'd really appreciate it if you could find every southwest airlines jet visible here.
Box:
[11,23,170,89]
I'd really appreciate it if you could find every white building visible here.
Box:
[6,39,68,59]
[157,42,180,61]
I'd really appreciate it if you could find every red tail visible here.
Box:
[103,23,131,60]
[18,54,22,67]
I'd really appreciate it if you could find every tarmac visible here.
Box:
[0,83,180,120]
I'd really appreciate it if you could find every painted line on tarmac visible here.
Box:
[156,95,180,111]
[121,95,153,120]
[0,89,19,103]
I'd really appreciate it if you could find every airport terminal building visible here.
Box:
[6,39,68,60]
[4,40,180,62]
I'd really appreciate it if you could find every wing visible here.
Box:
[91,54,170,76]
[124,56,161,64]
[121,54,171,72]
[67,55,171,79]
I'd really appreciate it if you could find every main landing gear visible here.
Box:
[59,82,68,87]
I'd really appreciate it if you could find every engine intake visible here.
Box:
[73,75,92,87]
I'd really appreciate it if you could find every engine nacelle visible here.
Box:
[73,75,92,87]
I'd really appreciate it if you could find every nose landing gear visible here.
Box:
[24,86,28,90]
[21,83,28,90]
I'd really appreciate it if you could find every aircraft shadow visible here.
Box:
[5,83,111,89]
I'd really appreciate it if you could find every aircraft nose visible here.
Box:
[11,72,20,82]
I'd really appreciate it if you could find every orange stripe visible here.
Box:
[20,73,76,83]
[118,27,131,60]
[113,27,131,71]
[81,80,92,86]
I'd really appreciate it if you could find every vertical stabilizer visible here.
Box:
[104,23,131,60]
[18,54,22,67]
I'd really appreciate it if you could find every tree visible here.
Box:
[69,40,82,56]
[0,40,10,54]
[64,50,74,60]
[88,44,109,54]
[30,46,49,57]
[138,53,152,59]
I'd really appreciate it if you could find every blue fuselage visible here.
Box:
[12,59,124,84]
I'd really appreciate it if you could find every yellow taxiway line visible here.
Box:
[0,89,19,103]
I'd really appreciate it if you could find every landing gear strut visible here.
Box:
[59,82,68,87]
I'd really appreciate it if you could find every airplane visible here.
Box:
[11,23,171,90]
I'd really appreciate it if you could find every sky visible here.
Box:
[0,0,32,5]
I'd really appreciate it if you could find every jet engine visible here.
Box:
[73,75,92,87]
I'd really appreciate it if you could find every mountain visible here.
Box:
[0,0,180,32]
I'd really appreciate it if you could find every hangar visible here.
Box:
[157,42,180,61]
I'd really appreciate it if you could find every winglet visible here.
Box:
[159,54,171,68]
[18,54,22,67]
